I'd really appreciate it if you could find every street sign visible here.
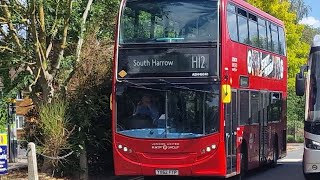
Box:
[0,134,7,146]
[0,134,8,175]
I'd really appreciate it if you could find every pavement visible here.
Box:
[6,143,304,177]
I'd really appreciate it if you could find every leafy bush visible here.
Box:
[0,100,8,133]
[24,100,75,175]
[287,135,295,143]
[296,136,304,143]
[287,134,304,143]
[63,32,114,176]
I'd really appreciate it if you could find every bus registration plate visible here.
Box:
[155,169,179,175]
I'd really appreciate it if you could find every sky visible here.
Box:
[299,0,320,28]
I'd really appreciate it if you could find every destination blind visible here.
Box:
[118,47,217,78]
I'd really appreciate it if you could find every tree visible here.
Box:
[301,26,320,45]
[0,0,95,176]
[289,0,311,22]
[0,0,93,104]
[1,0,120,177]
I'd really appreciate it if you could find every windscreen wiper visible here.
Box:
[158,79,212,93]
[118,79,167,92]
[155,37,185,42]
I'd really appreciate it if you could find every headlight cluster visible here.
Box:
[118,144,133,153]
[305,139,320,150]
[201,144,217,154]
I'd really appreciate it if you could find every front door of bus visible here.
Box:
[225,91,237,174]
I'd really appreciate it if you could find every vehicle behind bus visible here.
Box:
[296,35,320,180]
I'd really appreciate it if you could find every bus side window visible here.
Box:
[237,8,249,44]
[271,24,279,53]
[258,18,267,50]
[227,3,238,41]
[264,92,269,123]
[250,91,260,124]
[278,27,286,55]
[268,92,281,122]
[248,13,258,47]
[266,22,272,52]
[240,90,250,125]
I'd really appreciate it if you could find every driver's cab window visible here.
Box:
[116,87,164,130]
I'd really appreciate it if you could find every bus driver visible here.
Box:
[134,95,160,125]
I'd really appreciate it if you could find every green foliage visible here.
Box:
[287,135,295,143]
[287,78,305,136]
[39,101,71,143]
[296,136,304,143]
[0,100,7,133]
[65,31,114,175]
[287,134,304,143]
[1,0,118,176]
[88,0,119,40]
[68,80,112,175]
[24,100,74,175]
[38,100,74,173]
[289,0,311,22]
[301,26,320,45]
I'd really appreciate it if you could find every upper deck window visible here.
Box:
[258,18,267,49]
[248,13,258,47]
[226,3,286,56]
[120,0,218,44]
[237,8,249,44]
[227,3,238,41]
[271,24,279,53]
[278,27,286,55]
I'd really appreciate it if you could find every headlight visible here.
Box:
[305,138,320,150]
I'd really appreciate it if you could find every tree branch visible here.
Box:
[39,0,46,49]
[29,0,45,72]
[75,0,93,63]
[51,0,72,76]
[46,0,60,58]
[0,1,23,52]
[63,0,93,93]
[0,46,14,52]
[0,17,6,22]
[46,28,58,59]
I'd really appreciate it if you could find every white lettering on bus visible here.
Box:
[191,55,206,69]
[133,60,150,66]
[133,59,174,67]
[192,73,209,77]
[152,59,174,66]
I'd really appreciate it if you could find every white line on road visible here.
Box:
[130,176,143,180]
[278,159,302,163]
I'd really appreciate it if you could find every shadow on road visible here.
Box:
[101,162,304,180]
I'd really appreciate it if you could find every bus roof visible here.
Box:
[229,0,284,27]
[312,35,320,48]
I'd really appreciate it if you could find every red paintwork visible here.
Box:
[224,0,288,173]
[112,0,287,178]
[236,126,244,174]
[113,133,226,176]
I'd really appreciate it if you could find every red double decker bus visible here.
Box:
[111,0,287,178]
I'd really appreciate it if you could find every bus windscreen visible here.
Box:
[307,51,320,122]
[116,84,220,139]
[120,0,218,44]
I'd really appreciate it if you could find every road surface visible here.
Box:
[245,143,304,180]
[104,144,305,180]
